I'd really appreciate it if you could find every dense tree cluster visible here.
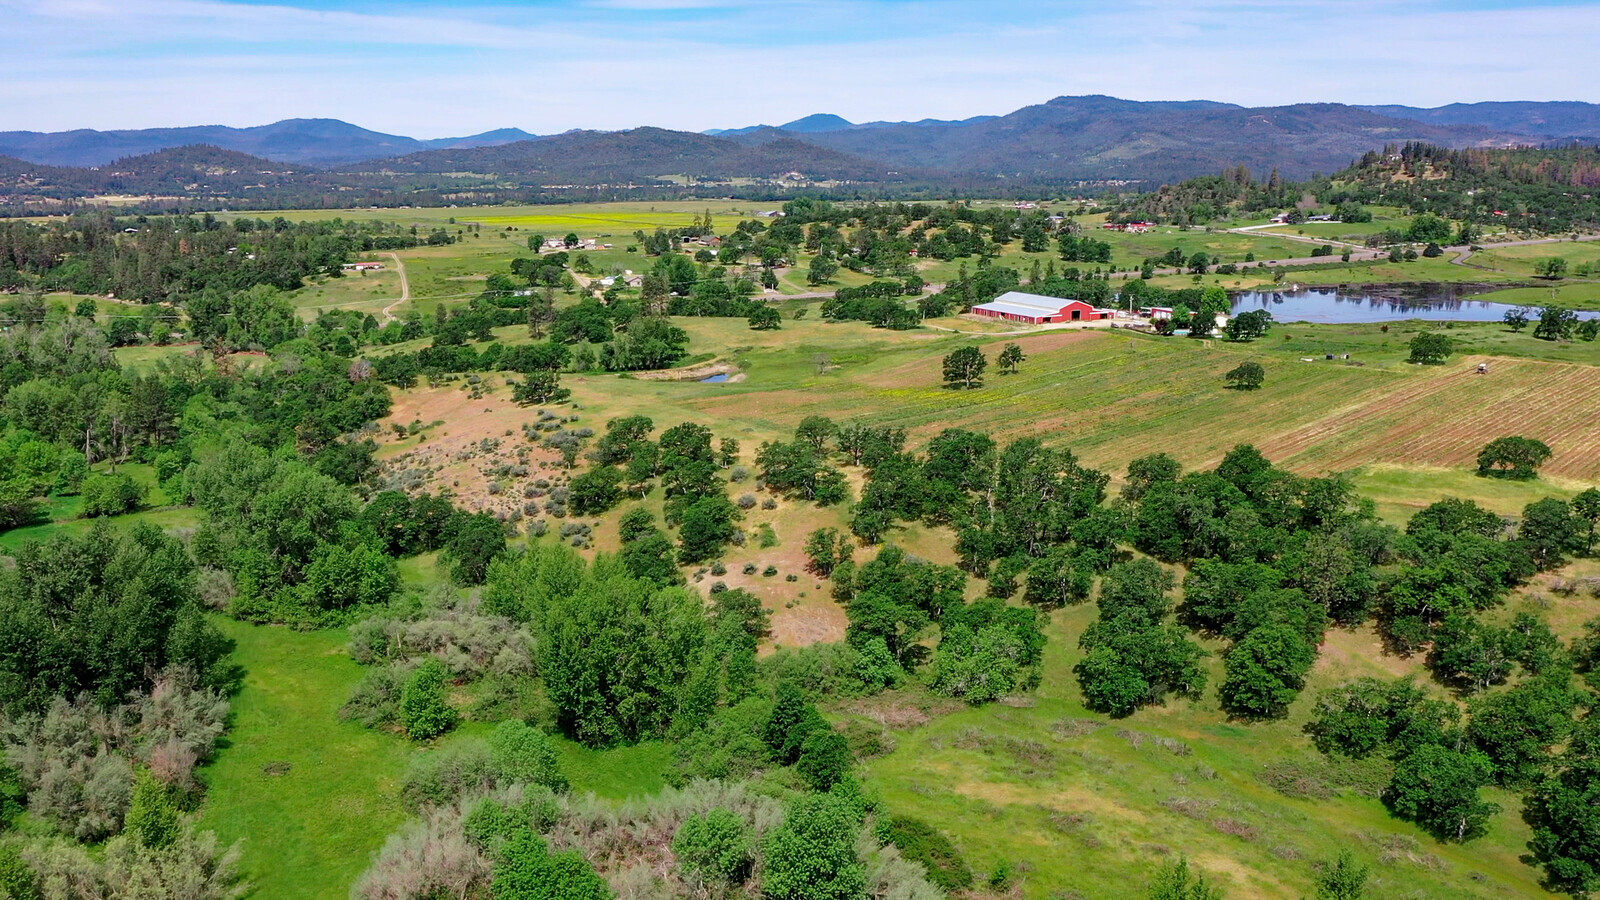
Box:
[0,213,435,303]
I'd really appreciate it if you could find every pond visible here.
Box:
[698,373,730,383]
[1230,286,1598,324]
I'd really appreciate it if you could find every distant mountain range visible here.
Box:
[704,112,998,136]
[4,97,1600,204]
[1356,101,1600,143]
[0,119,541,168]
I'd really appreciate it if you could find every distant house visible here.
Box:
[1101,221,1154,233]
[970,291,1116,325]
[1138,306,1174,320]
[343,261,385,271]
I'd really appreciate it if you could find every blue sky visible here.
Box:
[2,0,1596,137]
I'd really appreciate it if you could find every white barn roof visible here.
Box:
[972,291,1079,317]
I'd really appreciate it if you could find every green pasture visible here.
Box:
[1349,463,1582,526]
[863,604,1552,899]
[1476,282,1600,310]
[196,619,414,900]
[0,462,192,553]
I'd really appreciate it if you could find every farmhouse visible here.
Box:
[342,261,385,271]
[970,291,1116,325]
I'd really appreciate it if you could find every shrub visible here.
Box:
[670,697,775,784]
[488,721,569,793]
[762,794,865,900]
[400,741,496,811]
[883,816,972,891]
[124,772,180,849]
[0,763,24,832]
[491,831,610,900]
[400,659,458,740]
[673,808,753,884]
[796,728,854,792]
[353,813,491,900]
[54,451,89,495]
[0,843,38,900]
[79,472,144,518]
[341,662,411,728]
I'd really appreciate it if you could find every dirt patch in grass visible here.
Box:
[765,595,847,648]
[374,379,565,520]
[841,691,964,729]
[632,360,745,382]
[951,780,1149,824]
[1314,623,1420,679]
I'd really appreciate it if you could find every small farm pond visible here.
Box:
[1231,285,1599,324]
[698,373,731,383]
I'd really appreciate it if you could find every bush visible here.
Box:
[54,451,89,495]
[491,831,610,900]
[400,741,495,810]
[796,728,854,792]
[0,763,24,832]
[341,662,411,728]
[0,843,38,900]
[79,472,144,518]
[400,659,458,740]
[124,772,180,848]
[883,816,973,891]
[673,808,753,884]
[488,721,568,793]
[762,794,865,900]
[670,696,774,784]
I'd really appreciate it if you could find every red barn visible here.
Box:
[970,291,1115,324]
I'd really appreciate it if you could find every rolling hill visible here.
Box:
[729,96,1521,182]
[1359,101,1600,142]
[0,119,542,168]
[5,96,1594,206]
[348,127,901,184]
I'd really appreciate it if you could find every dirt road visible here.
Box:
[379,252,409,323]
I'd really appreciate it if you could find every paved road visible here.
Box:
[379,252,410,323]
